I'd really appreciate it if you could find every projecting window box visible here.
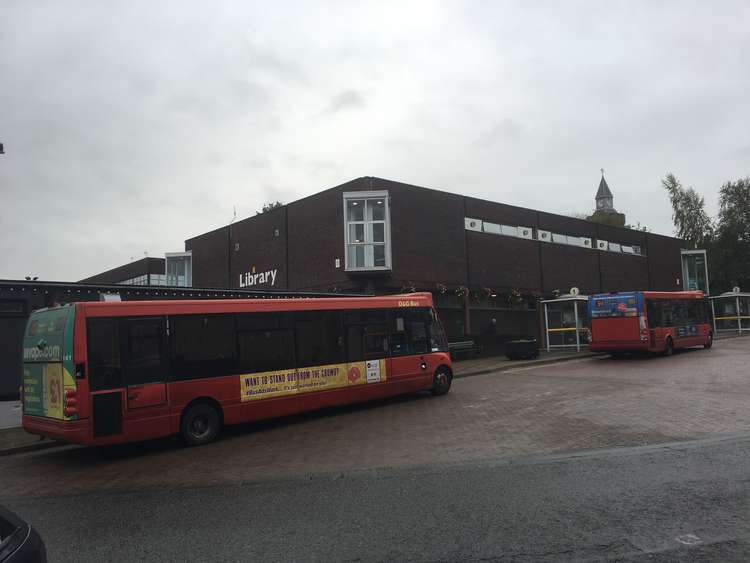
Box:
[343,191,392,271]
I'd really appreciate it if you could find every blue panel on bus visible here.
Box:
[588,292,644,319]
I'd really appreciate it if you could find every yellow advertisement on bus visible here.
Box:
[240,359,386,402]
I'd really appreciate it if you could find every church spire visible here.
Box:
[595,169,614,212]
[587,169,626,227]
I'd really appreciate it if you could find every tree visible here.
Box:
[712,178,750,291]
[661,173,713,249]
[256,201,283,215]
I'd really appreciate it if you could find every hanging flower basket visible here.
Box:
[401,282,417,293]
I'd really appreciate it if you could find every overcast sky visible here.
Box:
[1,1,749,281]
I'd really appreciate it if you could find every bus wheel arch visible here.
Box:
[431,365,453,396]
[180,397,224,446]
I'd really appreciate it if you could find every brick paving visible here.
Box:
[0,338,747,499]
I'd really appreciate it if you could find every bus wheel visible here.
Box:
[181,403,221,446]
[432,367,452,396]
[704,333,714,349]
[664,337,674,357]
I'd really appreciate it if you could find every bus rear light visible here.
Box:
[64,389,79,417]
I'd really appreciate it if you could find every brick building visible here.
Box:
[185,176,685,345]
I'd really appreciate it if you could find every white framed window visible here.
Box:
[343,191,391,271]
[165,251,193,287]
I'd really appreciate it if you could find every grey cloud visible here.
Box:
[475,119,525,147]
[2,1,750,280]
[322,90,366,115]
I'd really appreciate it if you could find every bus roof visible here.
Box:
[76,292,434,318]
[590,290,705,300]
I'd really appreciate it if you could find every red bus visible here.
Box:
[588,291,713,356]
[21,293,452,446]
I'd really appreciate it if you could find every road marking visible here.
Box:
[675,534,701,545]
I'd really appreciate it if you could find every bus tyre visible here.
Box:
[664,337,674,357]
[181,403,221,446]
[704,333,713,349]
[431,367,452,396]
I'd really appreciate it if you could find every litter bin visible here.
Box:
[505,338,539,360]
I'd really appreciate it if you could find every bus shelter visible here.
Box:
[541,295,589,352]
[709,291,750,336]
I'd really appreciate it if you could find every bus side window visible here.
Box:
[646,301,661,328]
[237,312,294,373]
[345,309,388,361]
[122,318,166,386]
[389,308,431,356]
[364,310,388,360]
[388,314,409,356]
[662,302,673,326]
[295,310,346,368]
[87,318,122,391]
[171,314,237,380]
[346,324,364,362]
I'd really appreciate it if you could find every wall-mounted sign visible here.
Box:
[239,266,278,288]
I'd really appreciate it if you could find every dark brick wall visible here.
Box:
[286,177,467,291]
[541,244,601,293]
[646,232,684,291]
[287,178,367,291]
[599,254,650,292]
[79,257,165,284]
[229,207,287,290]
[464,197,540,291]
[186,226,230,289]
[376,178,466,287]
[467,232,541,291]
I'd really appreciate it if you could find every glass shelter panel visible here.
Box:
[543,298,589,351]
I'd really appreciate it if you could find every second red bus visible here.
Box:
[588,291,713,356]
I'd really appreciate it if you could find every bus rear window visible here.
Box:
[26,308,68,337]
[23,306,74,363]
[590,295,642,318]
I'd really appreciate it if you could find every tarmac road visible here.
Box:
[3,433,750,562]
